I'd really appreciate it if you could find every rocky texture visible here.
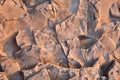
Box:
[0,0,120,80]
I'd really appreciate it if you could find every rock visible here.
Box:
[27,69,50,80]
[16,27,36,49]
[0,58,22,80]
[46,63,80,80]
[4,32,20,57]
[22,0,49,8]
[95,0,118,23]
[87,2,98,35]
[0,0,120,79]
[108,61,120,80]
[60,41,69,56]
[100,36,116,52]
[79,67,106,80]
[55,15,81,42]
[69,48,86,67]
[110,3,120,18]
[28,10,48,30]
[40,44,68,67]
[34,28,57,48]
[68,58,81,69]
[0,0,26,20]
[14,45,40,70]
[22,63,45,79]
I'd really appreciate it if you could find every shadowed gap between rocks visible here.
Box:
[3,32,21,58]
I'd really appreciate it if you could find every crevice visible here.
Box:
[53,25,70,68]
[4,31,21,58]
[0,63,3,72]
[99,60,115,77]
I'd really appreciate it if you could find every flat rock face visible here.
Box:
[0,0,120,80]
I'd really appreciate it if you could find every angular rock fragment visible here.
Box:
[14,45,40,70]
[28,10,48,30]
[95,0,118,23]
[61,41,69,56]
[108,61,120,80]
[22,0,49,8]
[94,28,105,39]
[0,0,26,20]
[85,42,108,66]
[0,58,22,80]
[16,27,36,49]
[67,37,81,49]
[79,67,106,80]
[40,44,68,67]
[87,1,98,35]
[77,0,88,35]
[22,63,45,79]
[100,36,116,52]
[50,0,76,22]
[27,69,50,80]
[34,28,57,48]
[68,58,81,68]
[55,15,81,42]
[4,32,20,57]
[69,48,86,67]
[110,3,120,18]
[46,63,80,80]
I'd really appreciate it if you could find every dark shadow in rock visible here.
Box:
[109,3,120,18]
[99,60,115,77]
[87,58,99,67]
[95,28,105,39]
[22,0,50,8]
[8,71,24,80]
[3,32,21,58]
[14,45,40,70]
[0,63,3,72]
[116,37,120,49]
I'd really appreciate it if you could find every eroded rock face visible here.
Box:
[0,0,120,80]
[14,45,40,70]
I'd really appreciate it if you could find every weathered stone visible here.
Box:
[34,28,57,48]
[110,3,120,18]
[0,0,27,20]
[108,61,120,80]
[28,69,50,80]
[40,44,68,67]
[0,58,22,80]
[79,67,105,80]
[0,0,120,79]
[46,63,80,80]
[16,27,36,49]
[22,63,45,79]
[100,36,116,52]
[14,45,40,70]
[69,48,86,67]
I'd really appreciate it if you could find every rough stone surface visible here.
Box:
[0,0,120,80]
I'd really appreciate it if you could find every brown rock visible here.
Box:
[16,27,36,49]
[108,61,120,80]
[0,0,26,20]
[110,3,120,18]
[0,58,22,80]
[34,28,57,48]
[27,69,50,80]
[40,44,68,67]
[14,45,40,70]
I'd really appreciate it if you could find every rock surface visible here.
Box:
[0,0,120,80]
